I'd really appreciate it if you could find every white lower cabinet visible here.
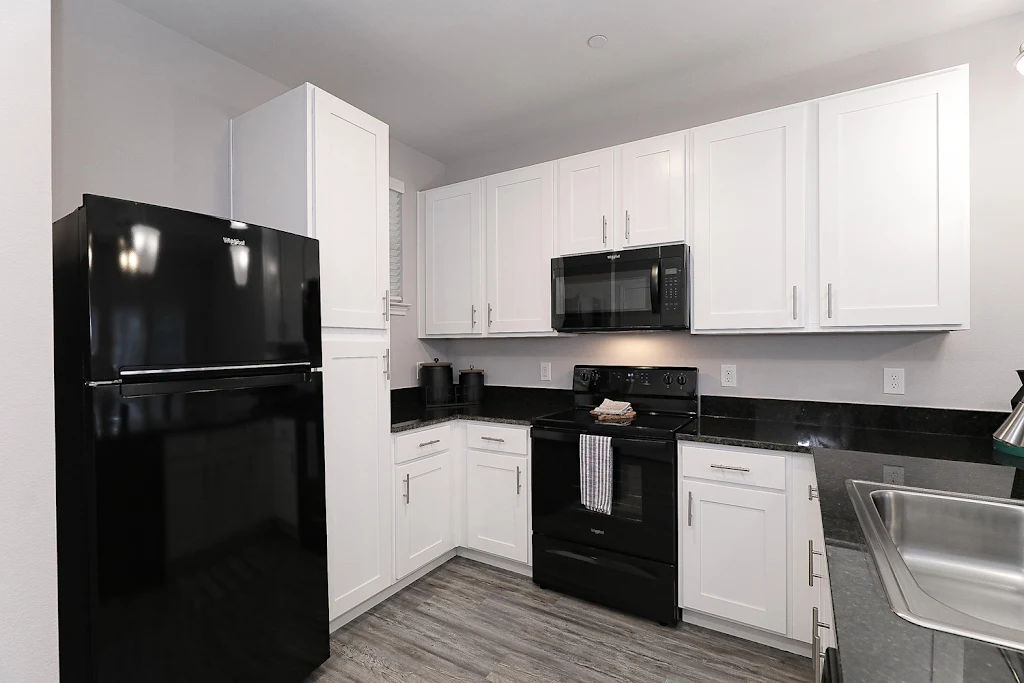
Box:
[323,338,392,621]
[466,449,529,563]
[395,451,454,579]
[681,479,788,633]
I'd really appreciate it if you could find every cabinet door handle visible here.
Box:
[471,305,476,328]
[487,303,493,328]
[625,210,631,241]
[383,349,390,381]
[808,539,824,587]
[812,606,831,683]
[383,290,390,322]
[481,436,505,443]
[809,485,819,500]
[404,473,410,504]
[687,491,693,527]
[792,285,798,321]
[709,463,750,473]
[516,466,522,495]
[418,439,440,448]
[827,283,833,319]
[602,215,607,245]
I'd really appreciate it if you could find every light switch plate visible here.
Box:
[540,362,552,382]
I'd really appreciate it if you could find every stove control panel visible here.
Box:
[572,365,698,398]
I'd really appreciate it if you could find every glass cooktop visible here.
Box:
[533,408,698,440]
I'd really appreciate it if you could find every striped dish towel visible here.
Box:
[579,434,613,515]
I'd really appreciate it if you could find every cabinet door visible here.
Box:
[423,180,484,335]
[313,88,390,330]
[466,450,528,563]
[485,163,555,334]
[692,107,807,331]
[556,149,614,255]
[395,451,453,579]
[681,480,788,633]
[620,132,686,248]
[819,67,969,328]
[322,339,392,621]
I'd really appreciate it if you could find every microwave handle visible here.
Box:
[650,262,661,314]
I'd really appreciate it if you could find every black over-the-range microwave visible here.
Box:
[551,244,689,332]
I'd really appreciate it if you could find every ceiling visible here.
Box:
[114,0,1024,163]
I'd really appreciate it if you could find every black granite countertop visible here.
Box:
[813,447,1024,683]
[390,386,573,433]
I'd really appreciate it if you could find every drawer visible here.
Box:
[681,443,786,490]
[394,424,451,464]
[466,423,528,456]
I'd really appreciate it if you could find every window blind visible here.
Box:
[389,188,403,301]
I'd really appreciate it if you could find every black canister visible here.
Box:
[459,365,485,405]
[420,358,453,407]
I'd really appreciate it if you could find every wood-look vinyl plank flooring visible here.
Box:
[308,557,809,683]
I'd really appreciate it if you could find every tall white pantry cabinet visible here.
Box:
[230,83,394,622]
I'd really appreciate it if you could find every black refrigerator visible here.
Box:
[53,195,329,683]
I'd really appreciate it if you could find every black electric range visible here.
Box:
[531,365,698,625]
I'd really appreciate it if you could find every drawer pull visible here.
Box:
[709,464,751,473]
[481,436,505,443]
[418,439,441,448]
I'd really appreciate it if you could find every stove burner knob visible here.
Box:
[677,374,688,386]
[580,371,590,382]
[663,373,672,385]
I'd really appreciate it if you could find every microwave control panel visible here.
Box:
[661,258,683,314]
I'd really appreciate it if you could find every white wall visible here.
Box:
[52,0,288,219]
[0,1,60,682]
[440,14,1024,412]
[390,140,449,388]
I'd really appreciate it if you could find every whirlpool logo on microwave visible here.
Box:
[222,236,246,247]
[590,528,605,535]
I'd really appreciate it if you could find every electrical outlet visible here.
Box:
[540,362,552,382]
[883,368,905,395]
[883,465,905,486]
[721,364,737,388]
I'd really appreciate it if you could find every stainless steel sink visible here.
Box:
[848,480,1024,651]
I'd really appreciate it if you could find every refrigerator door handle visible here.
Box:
[120,361,311,377]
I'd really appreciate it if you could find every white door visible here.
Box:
[395,451,453,579]
[556,149,615,255]
[818,67,969,328]
[682,480,788,633]
[313,88,390,330]
[620,132,686,248]
[423,180,484,335]
[322,339,392,621]
[466,450,528,562]
[485,163,555,334]
[692,107,807,331]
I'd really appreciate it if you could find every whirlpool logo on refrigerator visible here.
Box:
[222,236,246,246]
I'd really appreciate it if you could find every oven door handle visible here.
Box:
[531,427,677,463]
[650,261,660,314]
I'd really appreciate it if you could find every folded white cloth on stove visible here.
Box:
[579,434,613,515]
[592,398,633,416]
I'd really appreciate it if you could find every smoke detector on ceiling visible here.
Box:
[587,35,608,49]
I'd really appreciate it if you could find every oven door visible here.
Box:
[552,248,663,331]
[531,427,677,563]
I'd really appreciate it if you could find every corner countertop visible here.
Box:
[813,446,1024,683]
[390,386,573,433]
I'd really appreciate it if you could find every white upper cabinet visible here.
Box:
[422,180,484,335]
[313,88,390,330]
[620,132,687,248]
[485,163,555,334]
[322,339,392,621]
[692,106,808,331]
[556,148,615,255]
[231,83,390,332]
[818,67,969,328]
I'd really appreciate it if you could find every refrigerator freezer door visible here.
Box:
[65,195,322,381]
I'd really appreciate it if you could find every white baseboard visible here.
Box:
[682,610,811,658]
[329,550,457,633]
[456,547,533,577]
